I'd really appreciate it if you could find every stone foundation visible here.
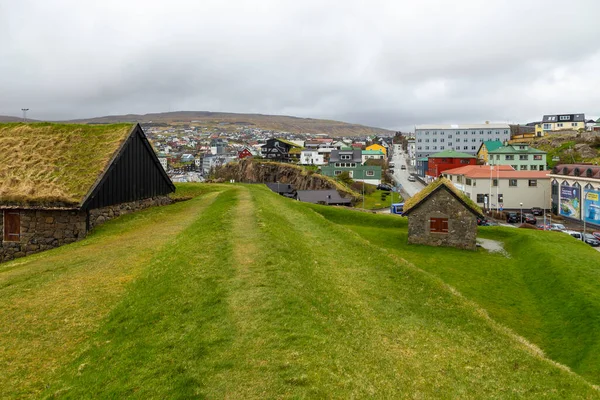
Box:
[1,196,172,263]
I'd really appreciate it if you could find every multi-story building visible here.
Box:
[535,113,586,136]
[442,165,551,211]
[320,149,382,185]
[415,123,510,158]
[361,150,385,164]
[488,143,547,171]
[366,143,387,157]
[548,164,600,226]
[476,140,503,164]
[426,150,477,180]
[300,149,326,165]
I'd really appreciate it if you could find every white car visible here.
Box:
[562,230,583,240]
[549,223,566,231]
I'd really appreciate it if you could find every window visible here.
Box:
[471,146,476,150]
[505,155,514,160]
[509,179,517,187]
[498,194,504,202]
[528,180,537,187]
[466,178,472,186]
[520,165,527,170]
[477,194,486,203]
[519,155,528,160]
[3,211,20,242]
[335,163,340,167]
[559,115,570,121]
[433,131,437,135]
[460,159,470,164]
[571,122,578,127]
[551,184,558,195]
[463,146,468,150]
[557,123,563,127]
[531,165,538,170]
[496,155,500,160]
[341,155,350,160]
[492,179,498,187]
[533,155,542,160]
[334,170,342,175]
[430,217,448,234]
[448,135,452,139]
[472,138,476,142]
[425,139,430,142]
[366,170,374,176]
[543,123,552,130]
[433,138,437,142]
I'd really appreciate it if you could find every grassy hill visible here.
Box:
[1,184,599,398]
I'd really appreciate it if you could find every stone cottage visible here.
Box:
[402,178,483,250]
[0,122,175,262]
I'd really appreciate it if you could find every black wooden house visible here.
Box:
[260,138,301,162]
[0,122,175,262]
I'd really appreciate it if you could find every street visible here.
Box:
[390,150,424,198]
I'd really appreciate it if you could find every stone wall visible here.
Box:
[89,195,171,229]
[0,209,87,262]
[0,195,172,263]
[407,188,478,250]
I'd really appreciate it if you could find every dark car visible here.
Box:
[530,207,543,216]
[583,233,600,247]
[377,183,393,191]
[400,165,406,170]
[477,217,488,226]
[506,212,520,223]
[523,213,537,225]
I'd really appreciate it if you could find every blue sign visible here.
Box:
[583,190,600,225]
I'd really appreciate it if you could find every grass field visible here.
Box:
[1,184,599,398]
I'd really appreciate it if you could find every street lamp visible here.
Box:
[21,108,29,122]
[520,202,523,223]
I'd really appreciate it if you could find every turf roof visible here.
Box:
[0,123,135,207]
[402,177,483,216]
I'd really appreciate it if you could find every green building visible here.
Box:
[321,164,382,184]
[488,143,547,171]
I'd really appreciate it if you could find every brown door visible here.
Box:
[3,211,20,242]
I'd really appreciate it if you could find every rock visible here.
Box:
[573,143,598,159]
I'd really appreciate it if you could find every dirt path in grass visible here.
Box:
[0,192,221,398]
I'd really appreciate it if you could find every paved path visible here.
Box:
[389,151,424,198]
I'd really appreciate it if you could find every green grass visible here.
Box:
[360,188,401,209]
[0,184,599,398]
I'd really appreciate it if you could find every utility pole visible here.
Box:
[21,108,29,122]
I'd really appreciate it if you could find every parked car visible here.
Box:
[583,233,600,247]
[562,230,583,240]
[506,212,520,223]
[530,207,543,216]
[477,217,488,226]
[593,231,600,240]
[536,224,551,230]
[522,213,537,225]
[407,175,416,182]
[401,165,406,170]
[377,183,393,191]
[549,223,566,231]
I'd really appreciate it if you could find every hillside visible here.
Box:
[527,132,600,167]
[1,184,599,398]
[59,111,393,137]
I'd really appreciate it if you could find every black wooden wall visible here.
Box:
[83,126,175,210]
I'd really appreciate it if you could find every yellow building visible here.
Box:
[476,140,503,164]
[366,143,387,157]
[538,113,586,135]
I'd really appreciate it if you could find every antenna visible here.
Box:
[21,108,29,122]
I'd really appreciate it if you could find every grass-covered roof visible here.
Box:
[0,123,134,207]
[403,177,483,216]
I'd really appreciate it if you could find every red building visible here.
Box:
[238,147,254,159]
[427,150,477,178]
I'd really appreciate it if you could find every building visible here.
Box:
[300,149,326,165]
[476,140,503,164]
[260,138,301,162]
[210,138,227,155]
[548,164,600,227]
[0,123,175,263]
[238,147,254,159]
[295,190,352,206]
[321,149,382,184]
[415,123,510,158]
[416,157,428,178]
[442,165,551,211]
[488,143,547,171]
[366,143,387,157]
[426,150,477,180]
[536,113,586,135]
[361,149,385,164]
[402,178,483,250]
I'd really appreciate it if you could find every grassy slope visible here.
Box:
[310,206,600,386]
[0,184,598,398]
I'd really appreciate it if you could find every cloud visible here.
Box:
[1,0,599,130]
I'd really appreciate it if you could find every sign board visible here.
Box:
[560,185,581,219]
[583,190,600,225]
[552,156,560,161]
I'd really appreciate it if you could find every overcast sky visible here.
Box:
[1,0,599,131]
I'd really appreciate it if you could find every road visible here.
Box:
[389,151,424,198]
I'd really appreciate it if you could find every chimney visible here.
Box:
[485,121,489,124]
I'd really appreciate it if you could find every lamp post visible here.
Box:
[520,202,523,223]
[21,108,29,122]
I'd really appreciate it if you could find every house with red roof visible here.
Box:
[441,165,551,211]
[427,150,477,180]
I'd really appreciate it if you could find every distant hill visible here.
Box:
[0,115,38,123]
[64,111,394,137]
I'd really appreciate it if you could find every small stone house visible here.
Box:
[402,178,483,250]
[0,123,175,262]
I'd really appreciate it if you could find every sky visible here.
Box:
[1,0,599,131]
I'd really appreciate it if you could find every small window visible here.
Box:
[534,155,542,160]
[529,180,537,187]
[476,194,485,203]
[3,211,20,242]
[366,170,374,176]
[492,179,498,187]
[430,217,448,234]
[334,170,342,176]
[509,179,517,187]
[519,155,528,160]
[466,178,472,186]
[498,194,504,202]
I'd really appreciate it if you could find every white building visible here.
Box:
[158,157,168,171]
[300,149,326,165]
[442,165,551,211]
[415,123,511,158]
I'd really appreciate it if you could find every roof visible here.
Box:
[542,114,586,123]
[276,138,302,148]
[329,149,362,163]
[415,124,510,130]
[266,183,295,194]
[481,140,504,152]
[296,190,352,205]
[488,144,546,154]
[0,122,135,207]
[428,149,476,159]
[362,150,385,155]
[443,165,550,179]
[550,164,600,180]
[402,178,483,217]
